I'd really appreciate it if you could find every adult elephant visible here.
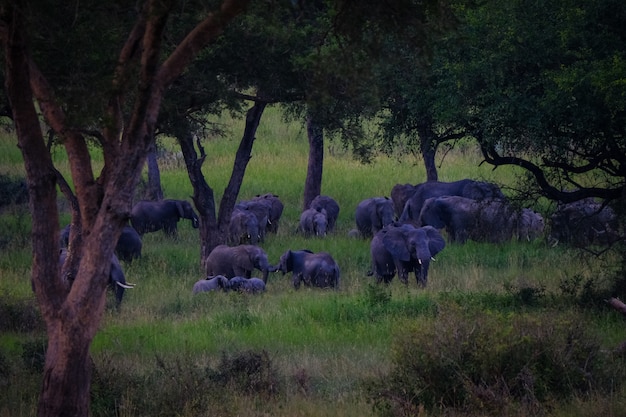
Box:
[130,199,199,236]
[355,196,395,238]
[418,195,531,243]
[58,249,134,307]
[299,208,328,237]
[60,224,142,263]
[192,275,230,294]
[515,208,545,241]
[228,276,266,294]
[115,226,143,262]
[549,198,618,247]
[370,224,445,287]
[309,195,340,232]
[277,249,340,289]
[203,245,277,283]
[235,199,270,242]
[252,193,284,234]
[229,208,261,245]
[399,179,505,224]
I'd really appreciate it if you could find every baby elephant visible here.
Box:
[299,208,328,237]
[278,249,340,290]
[228,276,266,294]
[192,275,230,294]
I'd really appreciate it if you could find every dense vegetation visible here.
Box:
[1,110,625,416]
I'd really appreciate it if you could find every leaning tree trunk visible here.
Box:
[303,114,324,210]
[177,128,220,262]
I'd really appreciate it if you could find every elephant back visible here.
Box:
[309,195,340,231]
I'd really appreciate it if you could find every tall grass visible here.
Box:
[0,107,625,417]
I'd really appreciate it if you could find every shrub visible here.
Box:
[365,305,624,416]
[0,296,44,333]
[0,174,28,208]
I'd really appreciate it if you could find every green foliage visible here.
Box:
[366,307,625,416]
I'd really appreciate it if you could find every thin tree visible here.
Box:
[0,1,249,415]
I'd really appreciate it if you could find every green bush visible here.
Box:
[365,306,624,416]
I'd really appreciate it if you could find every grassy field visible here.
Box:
[1,107,625,417]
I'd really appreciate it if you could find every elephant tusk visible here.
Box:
[418,259,422,265]
[431,257,436,261]
[116,282,135,289]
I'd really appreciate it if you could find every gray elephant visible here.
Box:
[299,208,328,237]
[418,195,529,243]
[60,224,143,263]
[355,197,395,237]
[370,223,445,287]
[192,275,230,294]
[130,199,199,236]
[229,208,261,245]
[114,226,143,262]
[391,183,418,218]
[309,195,340,232]
[516,208,545,241]
[399,179,505,224]
[228,276,266,294]
[252,193,284,233]
[203,244,277,283]
[235,200,270,242]
[549,198,619,247]
[58,248,134,307]
[277,249,340,290]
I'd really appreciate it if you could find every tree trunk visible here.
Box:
[178,102,266,263]
[417,120,438,182]
[217,101,267,233]
[177,129,219,262]
[303,114,324,210]
[146,140,164,200]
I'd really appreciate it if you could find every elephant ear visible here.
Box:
[422,226,446,256]
[381,229,411,262]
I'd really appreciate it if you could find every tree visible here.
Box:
[0,0,249,415]
[440,0,626,204]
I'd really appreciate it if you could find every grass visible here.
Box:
[1,106,625,416]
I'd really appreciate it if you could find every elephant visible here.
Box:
[369,223,445,287]
[60,224,142,263]
[228,276,266,294]
[252,193,284,233]
[130,199,199,236]
[192,275,230,294]
[355,196,395,237]
[58,248,134,307]
[229,208,261,245]
[549,198,619,247]
[391,183,418,218]
[418,195,536,244]
[203,244,277,283]
[235,200,270,242]
[277,249,340,290]
[399,179,505,224]
[114,226,143,262]
[516,208,545,241]
[309,195,340,232]
[299,208,328,237]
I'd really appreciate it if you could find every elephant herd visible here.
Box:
[58,181,621,304]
